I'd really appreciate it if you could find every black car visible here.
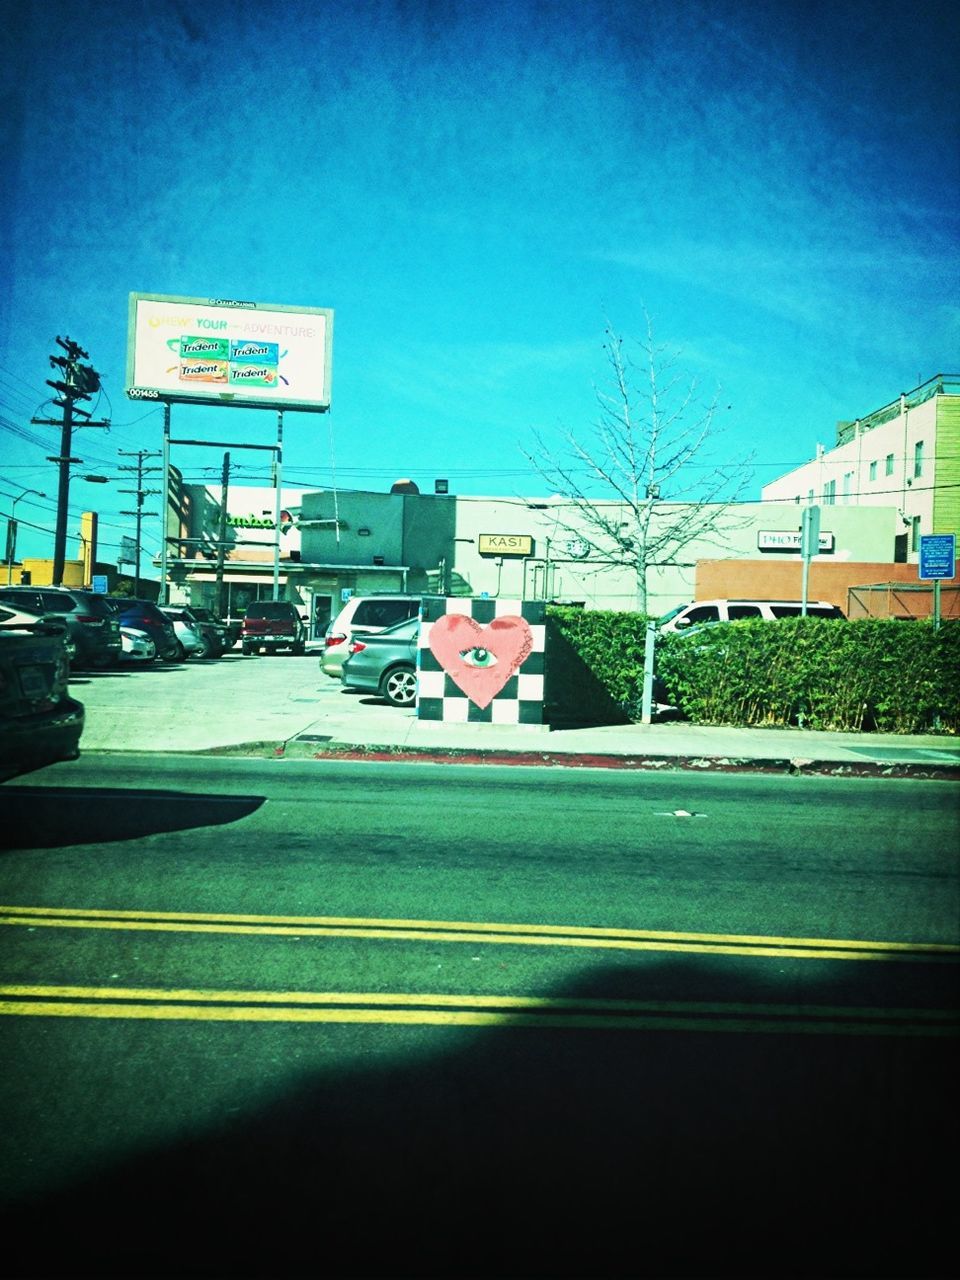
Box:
[190,607,239,649]
[0,619,84,779]
[108,599,181,662]
[0,586,122,669]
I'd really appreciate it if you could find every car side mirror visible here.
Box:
[674,617,692,629]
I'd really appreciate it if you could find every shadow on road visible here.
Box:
[0,787,266,849]
[1,953,955,1278]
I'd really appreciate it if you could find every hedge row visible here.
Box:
[546,608,959,734]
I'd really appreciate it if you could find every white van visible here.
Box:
[321,594,422,677]
[658,599,845,634]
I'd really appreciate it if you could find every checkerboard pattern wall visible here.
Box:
[417,597,547,724]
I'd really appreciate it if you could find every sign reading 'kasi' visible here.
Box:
[478,534,535,557]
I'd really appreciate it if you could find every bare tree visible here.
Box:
[524,314,753,613]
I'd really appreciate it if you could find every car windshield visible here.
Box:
[657,605,687,626]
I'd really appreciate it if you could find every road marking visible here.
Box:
[0,904,956,963]
[0,984,955,1037]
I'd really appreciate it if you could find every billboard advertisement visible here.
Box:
[125,294,333,412]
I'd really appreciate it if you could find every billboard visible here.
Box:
[125,294,333,412]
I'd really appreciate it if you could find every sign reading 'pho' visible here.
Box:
[757,530,835,553]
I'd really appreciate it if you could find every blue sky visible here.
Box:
[2,0,958,568]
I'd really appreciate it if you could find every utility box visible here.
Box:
[416,597,546,724]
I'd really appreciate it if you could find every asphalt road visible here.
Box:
[1,757,958,1278]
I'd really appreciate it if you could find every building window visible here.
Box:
[807,488,815,503]
[911,516,921,553]
[823,479,836,505]
[885,453,894,476]
[914,440,924,478]
[842,471,853,502]
[869,460,877,482]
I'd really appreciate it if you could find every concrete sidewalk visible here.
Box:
[71,651,960,778]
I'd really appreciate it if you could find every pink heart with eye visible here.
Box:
[428,614,533,708]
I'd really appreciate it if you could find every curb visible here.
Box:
[185,738,960,780]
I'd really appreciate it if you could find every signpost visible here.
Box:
[799,505,821,616]
[918,533,957,631]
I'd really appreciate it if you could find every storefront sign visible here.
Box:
[758,530,834,553]
[478,534,534,557]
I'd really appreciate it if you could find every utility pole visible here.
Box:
[32,336,109,585]
[214,452,230,619]
[118,449,161,598]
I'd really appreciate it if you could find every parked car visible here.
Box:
[658,598,845,634]
[160,606,222,659]
[119,627,156,662]
[0,603,77,664]
[0,586,122,669]
[340,615,419,707]
[322,594,422,677]
[241,601,307,655]
[107,599,181,662]
[0,618,84,780]
[189,607,238,649]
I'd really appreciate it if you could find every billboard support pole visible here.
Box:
[159,403,171,605]
[273,410,284,601]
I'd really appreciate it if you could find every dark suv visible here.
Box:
[109,599,181,662]
[0,586,122,669]
[241,601,307,655]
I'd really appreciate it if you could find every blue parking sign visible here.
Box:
[919,534,956,580]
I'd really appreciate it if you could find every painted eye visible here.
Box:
[460,646,498,669]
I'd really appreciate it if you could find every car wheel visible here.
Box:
[242,643,253,655]
[381,665,417,707]
[195,637,213,659]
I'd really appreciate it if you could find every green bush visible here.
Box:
[656,618,959,733]
[546,609,959,734]
[546,608,652,712]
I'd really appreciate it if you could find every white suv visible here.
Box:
[321,595,422,677]
[658,599,845,633]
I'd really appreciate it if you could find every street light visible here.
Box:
[6,488,47,585]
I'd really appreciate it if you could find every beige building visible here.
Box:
[760,375,960,562]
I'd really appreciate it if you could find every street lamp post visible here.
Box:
[6,489,47,585]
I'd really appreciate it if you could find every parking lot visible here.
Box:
[67,645,411,753]
[60,639,960,772]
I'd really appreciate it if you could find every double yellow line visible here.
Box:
[0,982,955,1037]
[0,904,956,1036]
[0,903,957,963]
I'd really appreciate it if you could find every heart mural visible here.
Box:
[428,613,533,709]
